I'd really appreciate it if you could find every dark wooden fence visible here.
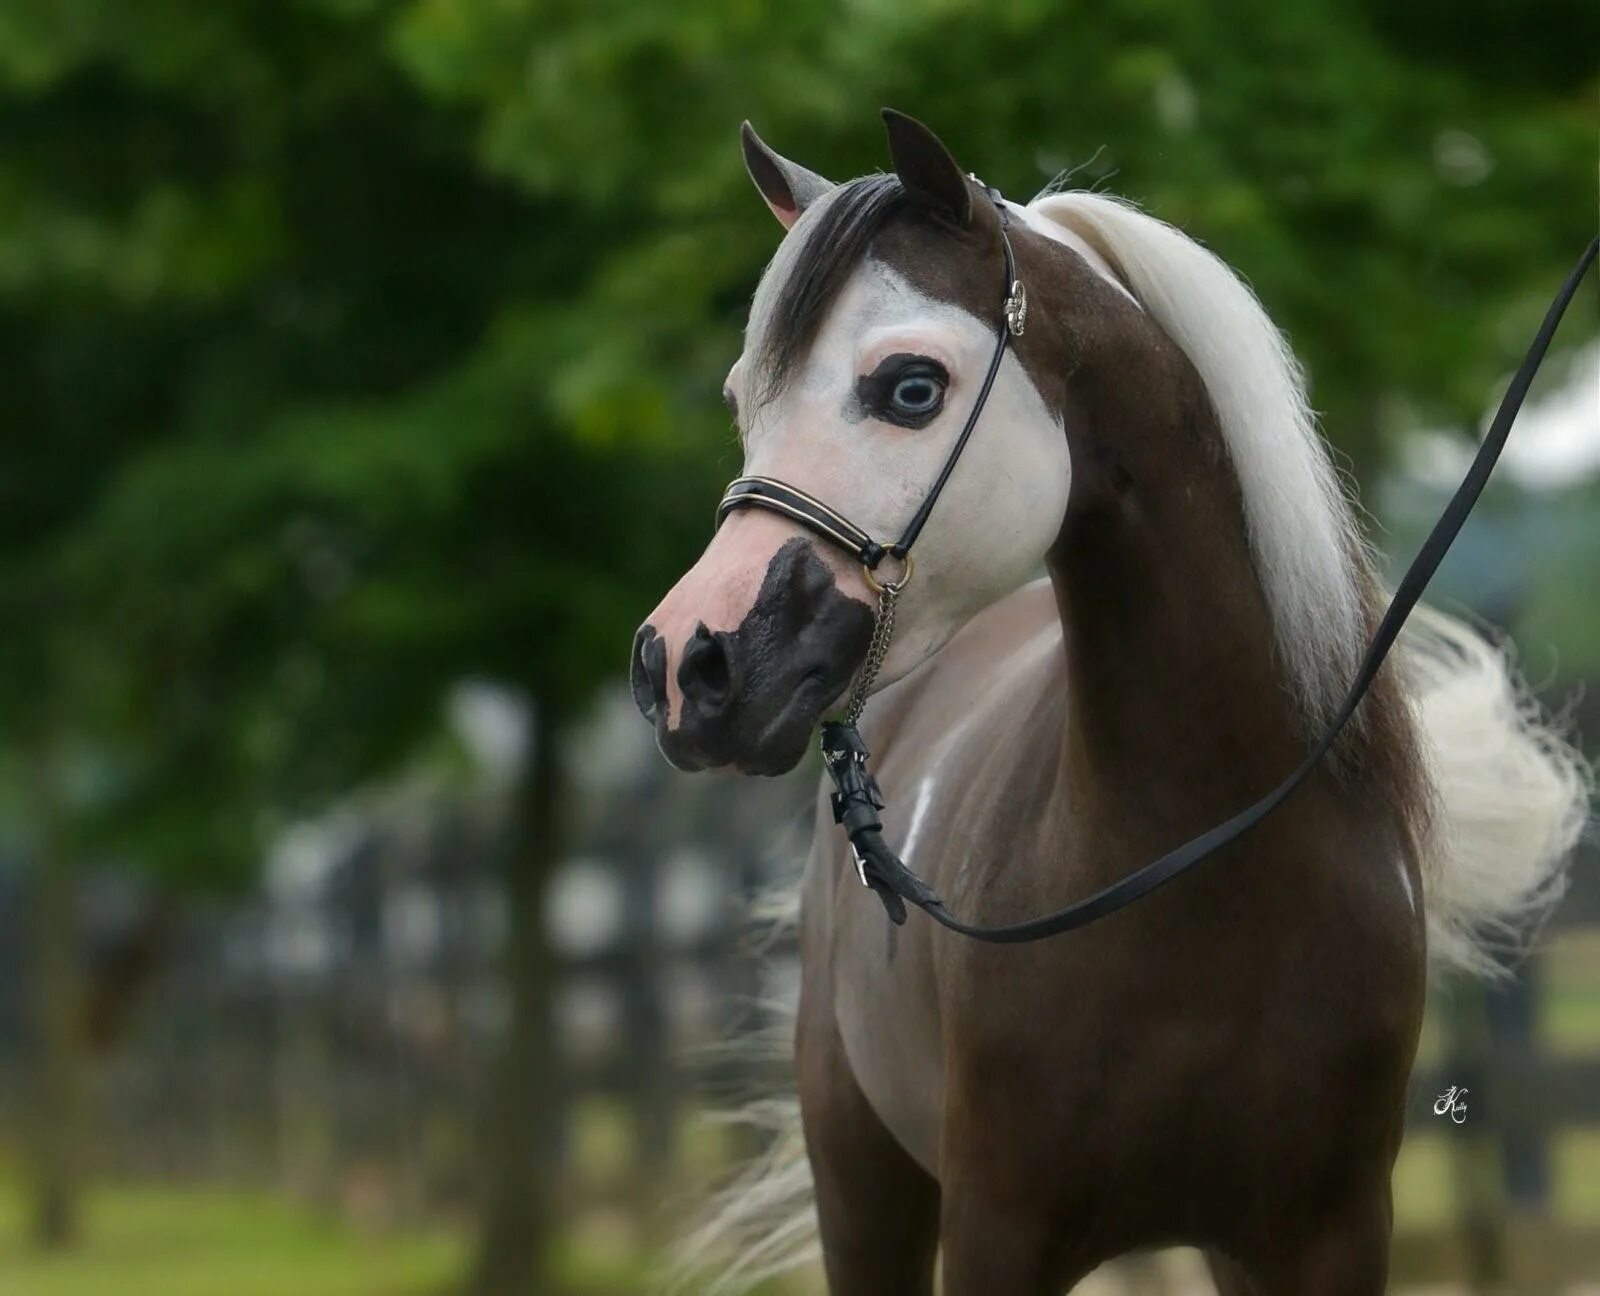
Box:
[0,693,1592,1292]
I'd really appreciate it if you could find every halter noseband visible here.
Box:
[716,183,1026,592]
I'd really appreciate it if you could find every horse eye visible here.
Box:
[857,354,949,427]
[890,373,944,416]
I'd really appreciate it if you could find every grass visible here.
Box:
[0,1172,691,1296]
[0,1178,464,1296]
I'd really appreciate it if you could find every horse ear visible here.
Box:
[741,121,833,230]
[882,108,972,228]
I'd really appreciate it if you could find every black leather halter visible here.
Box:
[717,185,1027,580]
[716,186,1597,944]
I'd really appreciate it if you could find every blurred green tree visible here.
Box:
[0,0,1591,1286]
[0,1,729,1274]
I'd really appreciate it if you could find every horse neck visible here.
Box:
[1043,363,1320,851]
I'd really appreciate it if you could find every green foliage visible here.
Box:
[0,0,1593,881]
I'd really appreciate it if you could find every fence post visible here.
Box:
[1441,980,1506,1288]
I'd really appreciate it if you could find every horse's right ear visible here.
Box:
[741,121,833,230]
[882,109,972,228]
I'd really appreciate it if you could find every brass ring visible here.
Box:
[863,551,914,595]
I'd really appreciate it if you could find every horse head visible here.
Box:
[630,111,1133,775]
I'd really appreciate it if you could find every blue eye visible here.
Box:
[891,373,944,415]
[857,354,950,427]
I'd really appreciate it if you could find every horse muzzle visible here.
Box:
[630,535,875,776]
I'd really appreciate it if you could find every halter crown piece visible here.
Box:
[716,179,1599,943]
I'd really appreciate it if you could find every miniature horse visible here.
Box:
[631,111,1585,1294]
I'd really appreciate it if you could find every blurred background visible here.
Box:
[0,1,1596,1293]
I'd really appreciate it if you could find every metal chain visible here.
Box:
[844,585,899,725]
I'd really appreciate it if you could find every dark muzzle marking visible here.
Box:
[633,538,874,776]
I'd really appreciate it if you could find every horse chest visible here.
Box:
[823,803,953,1176]
[816,787,1426,1196]
[815,593,1074,1173]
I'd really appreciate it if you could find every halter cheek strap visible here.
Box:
[712,184,1028,915]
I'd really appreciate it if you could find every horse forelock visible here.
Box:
[745,174,907,408]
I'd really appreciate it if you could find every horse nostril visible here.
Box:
[680,623,734,710]
[631,624,667,722]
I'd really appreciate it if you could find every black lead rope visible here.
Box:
[833,235,1597,941]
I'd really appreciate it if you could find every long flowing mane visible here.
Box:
[1025,192,1586,977]
[1028,191,1368,729]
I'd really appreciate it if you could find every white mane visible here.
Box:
[1027,191,1367,727]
